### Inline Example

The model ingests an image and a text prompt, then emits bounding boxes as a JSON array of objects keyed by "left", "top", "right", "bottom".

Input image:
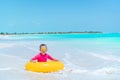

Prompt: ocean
[{"left": 0, "top": 33, "right": 120, "bottom": 80}]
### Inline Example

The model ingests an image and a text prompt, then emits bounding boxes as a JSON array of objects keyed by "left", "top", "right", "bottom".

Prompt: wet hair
[{"left": 39, "top": 44, "right": 47, "bottom": 50}]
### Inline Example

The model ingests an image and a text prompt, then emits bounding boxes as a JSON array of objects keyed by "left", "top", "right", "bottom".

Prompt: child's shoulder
[{"left": 45, "top": 53, "right": 51, "bottom": 56}]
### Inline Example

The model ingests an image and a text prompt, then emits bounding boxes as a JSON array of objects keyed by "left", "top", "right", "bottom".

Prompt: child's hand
[
  {"left": 53, "top": 59, "right": 59, "bottom": 61},
  {"left": 30, "top": 60, "right": 37, "bottom": 63}
]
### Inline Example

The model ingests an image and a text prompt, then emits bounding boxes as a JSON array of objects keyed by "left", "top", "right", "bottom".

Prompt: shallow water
[{"left": 0, "top": 33, "right": 120, "bottom": 80}]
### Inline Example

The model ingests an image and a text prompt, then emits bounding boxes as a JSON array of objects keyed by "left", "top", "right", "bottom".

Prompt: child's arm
[
  {"left": 47, "top": 54, "right": 59, "bottom": 61},
  {"left": 53, "top": 59, "right": 59, "bottom": 61},
  {"left": 30, "top": 54, "right": 38, "bottom": 62}
]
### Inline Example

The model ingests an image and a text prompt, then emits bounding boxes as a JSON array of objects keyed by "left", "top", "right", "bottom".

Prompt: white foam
[
  {"left": 92, "top": 67, "right": 120, "bottom": 75},
  {"left": 22, "top": 44, "right": 38, "bottom": 52},
  {"left": 62, "top": 67, "right": 120, "bottom": 75},
  {"left": 0, "top": 43, "right": 15, "bottom": 48},
  {"left": 0, "top": 53, "right": 27, "bottom": 61},
  {"left": 90, "top": 53, "right": 120, "bottom": 62},
  {"left": 63, "top": 53, "right": 81, "bottom": 69},
  {"left": 0, "top": 67, "right": 12, "bottom": 71}
]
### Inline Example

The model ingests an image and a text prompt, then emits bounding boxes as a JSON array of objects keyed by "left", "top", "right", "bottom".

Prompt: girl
[{"left": 30, "top": 44, "right": 58, "bottom": 62}]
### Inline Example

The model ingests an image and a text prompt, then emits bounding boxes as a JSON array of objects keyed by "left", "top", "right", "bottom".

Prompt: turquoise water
[
  {"left": 0, "top": 33, "right": 120, "bottom": 80},
  {"left": 1, "top": 33, "right": 120, "bottom": 40}
]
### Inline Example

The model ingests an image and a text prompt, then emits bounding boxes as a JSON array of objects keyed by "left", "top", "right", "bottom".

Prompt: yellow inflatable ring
[{"left": 25, "top": 61, "right": 64, "bottom": 73}]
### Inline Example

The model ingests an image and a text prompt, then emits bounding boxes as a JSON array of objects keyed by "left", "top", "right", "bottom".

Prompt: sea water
[{"left": 0, "top": 33, "right": 120, "bottom": 80}]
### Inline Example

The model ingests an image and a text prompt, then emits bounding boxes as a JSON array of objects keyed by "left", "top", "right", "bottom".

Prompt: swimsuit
[{"left": 31, "top": 53, "right": 54, "bottom": 62}]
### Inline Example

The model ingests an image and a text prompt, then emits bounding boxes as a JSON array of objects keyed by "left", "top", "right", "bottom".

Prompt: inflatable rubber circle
[{"left": 25, "top": 61, "right": 64, "bottom": 73}]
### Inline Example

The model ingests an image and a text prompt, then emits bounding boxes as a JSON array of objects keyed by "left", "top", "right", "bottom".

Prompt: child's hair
[{"left": 40, "top": 44, "right": 47, "bottom": 50}]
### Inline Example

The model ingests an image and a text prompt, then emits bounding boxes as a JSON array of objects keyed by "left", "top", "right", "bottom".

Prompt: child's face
[{"left": 40, "top": 46, "right": 47, "bottom": 53}]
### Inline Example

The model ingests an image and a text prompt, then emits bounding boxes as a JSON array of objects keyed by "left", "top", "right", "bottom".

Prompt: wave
[
  {"left": 0, "top": 43, "right": 15, "bottom": 48},
  {"left": 0, "top": 35, "right": 41, "bottom": 40},
  {"left": 63, "top": 67, "right": 120, "bottom": 75},
  {"left": 92, "top": 67, "right": 120, "bottom": 75},
  {"left": 22, "top": 44, "right": 38, "bottom": 52},
  {"left": 90, "top": 53, "right": 120, "bottom": 62},
  {"left": 60, "top": 53, "right": 120, "bottom": 75},
  {"left": 0, "top": 53, "right": 27, "bottom": 70},
  {"left": 0, "top": 53, "right": 27, "bottom": 61},
  {"left": 63, "top": 53, "right": 82, "bottom": 69},
  {"left": 0, "top": 67, "right": 12, "bottom": 71}
]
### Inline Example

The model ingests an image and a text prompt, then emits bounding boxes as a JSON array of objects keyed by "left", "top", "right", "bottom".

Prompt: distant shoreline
[{"left": 0, "top": 31, "right": 102, "bottom": 35}]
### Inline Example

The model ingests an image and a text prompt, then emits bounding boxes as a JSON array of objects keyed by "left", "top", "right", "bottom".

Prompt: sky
[{"left": 0, "top": 0, "right": 120, "bottom": 33}]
